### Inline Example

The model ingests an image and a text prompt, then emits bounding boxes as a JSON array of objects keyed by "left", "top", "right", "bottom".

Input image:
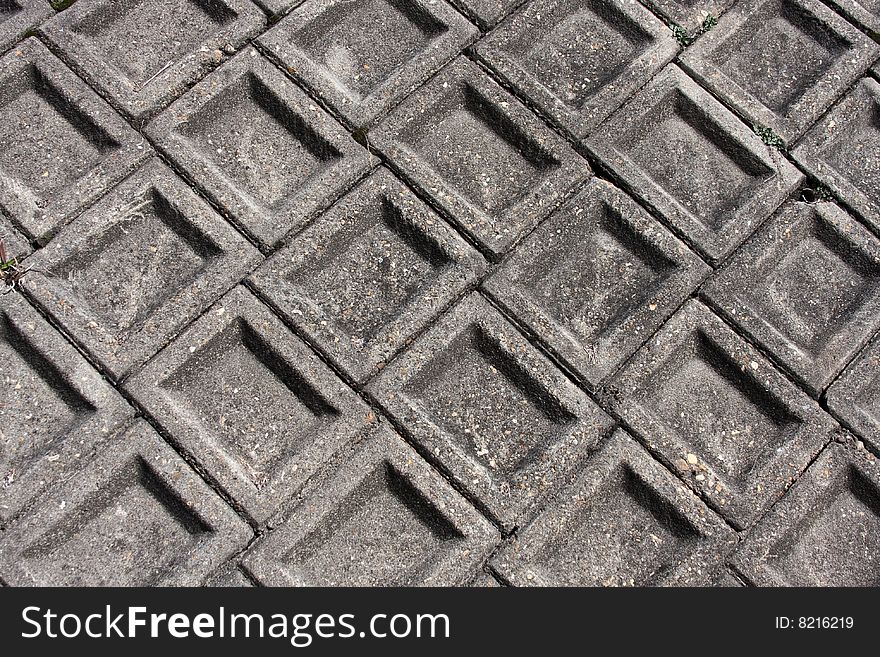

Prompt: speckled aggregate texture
[{"left": 0, "top": 0, "right": 878, "bottom": 588}]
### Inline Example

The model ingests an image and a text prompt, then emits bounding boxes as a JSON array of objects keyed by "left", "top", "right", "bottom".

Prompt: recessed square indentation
[
  {"left": 826, "top": 336, "right": 880, "bottom": 454},
  {"left": 242, "top": 426, "right": 498, "bottom": 586},
  {"left": 704, "top": 201, "right": 880, "bottom": 395},
  {"left": 126, "top": 286, "right": 373, "bottom": 525},
  {"left": 372, "top": 58, "right": 590, "bottom": 258},
  {"left": 605, "top": 300, "right": 833, "bottom": 529},
  {"left": 250, "top": 168, "right": 485, "bottom": 383},
  {"left": 369, "top": 292, "right": 613, "bottom": 529},
  {"left": 492, "top": 430, "right": 736, "bottom": 586}
]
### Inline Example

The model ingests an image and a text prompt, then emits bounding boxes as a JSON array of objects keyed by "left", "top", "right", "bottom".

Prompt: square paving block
[
  {"left": 40, "top": 0, "right": 265, "bottom": 123},
  {"left": 259, "top": 0, "right": 478, "bottom": 129},
  {"left": 0, "top": 38, "right": 151, "bottom": 243},
  {"left": 640, "top": 0, "right": 736, "bottom": 34},
  {"left": 680, "top": 0, "right": 879, "bottom": 144},
  {"left": 368, "top": 292, "right": 614, "bottom": 529},
  {"left": 242, "top": 425, "right": 498, "bottom": 586},
  {"left": 703, "top": 201, "right": 880, "bottom": 396},
  {"left": 0, "top": 0, "right": 52, "bottom": 53},
  {"left": 1, "top": 212, "right": 31, "bottom": 263},
  {"left": 603, "top": 300, "right": 835, "bottom": 529},
  {"left": 146, "top": 48, "right": 371, "bottom": 249},
  {"left": 826, "top": 336, "right": 880, "bottom": 454},
  {"left": 733, "top": 443, "right": 880, "bottom": 586},
  {"left": 24, "top": 158, "right": 263, "bottom": 381},
  {"left": 0, "top": 419, "right": 253, "bottom": 586},
  {"left": 250, "top": 167, "right": 486, "bottom": 384},
  {"left": 484, "top": 178, "right": 709, "bottom": 391},
  {"left": 492, "top": 429, "right": 736, "bottom": 586},
  {"left": 473, "top": 0, "right": 679, "bottom": 139},
  {"left": 585, "top": 65, "right": 802, "bottom": 265},
  {"left": 126, "top": 285, "right": 375, "bottom": 526},
  {"left": 0, "top": 292, "right": 133, "bottom": 527},
  {"left": 792, "top": 78, "right": 880, "bottom": 235},
  {"left": 371, "top": 57, "right": 591, "bottom": 259},
  {"left": 821, "top": 0, "right": 880, "bottom": 34},
  {"left": 450, "top": 0, "right": 521, "bottom": 29}
]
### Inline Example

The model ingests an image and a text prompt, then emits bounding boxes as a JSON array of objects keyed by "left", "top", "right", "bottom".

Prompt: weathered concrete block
[
  {"left": 732, "top": 443, "right": 880, "bottom": 586},
  {"left": 792, "top": 78, "right": 880, "bottom": 235},
  {"left": 450, "top": 0, "right": 521, "bottom": 29},
  {"left": 259, "top": 0, "right": 477, "bottom": 128},
  {"left": 822, "top": 0, "right": 880, "bottom": 34},
  {"left": 24, "top": 158, "right": 263, "bottom": 381},
  {"left": 0, "top": 38, "right": 151, "bottom": 243},
  {"left": 473, "top": 0, "right": 679, "bottom": 139},
  {"left": 0, "top": 212, "right": 31, "bottom": 262},
  {"left": 711, "top": 568, "right": 745, "bottom": 587},
  {"left": 484, "top": 178, "right": 709, "bottom": 391},
  {"left": 470, "top": 570, "right": 502, "bottom": 586},
  {"left": 147, "top": 48, "right": 371, "bottom": 249},
  {"left": 603, "top": 300, "right": 835, "bottom": 529},
  {"left": 0, "top": 419, "right": 252, "bottom": 586},
  {"left": 242, "top": 425, "right": 499, "bottom": 586},
  {"left": 641, "top": 0, "right": 736, "bottom": 35},
  {"left": 585, "top": 65, "right": 802, "bottom": 265},
  {"left": 372, "top": 57, "right": 591, "bottom": 259},
  {"left": 0, "top": 292, "right": 133, "bottom": 527},
  {"left": 826, "top": 336, "right": 880, "bottom": 454},
  {"left": 368, "top": 292, "right": 613, "bottom": 529},
  {"left": 250, "top": 167, "right": 486, "bottom": 384},
  {"left": 126, "top": 285, "right": 375, "bottom": 526},
  {"left": 492, "top": 429, "right": 736, "bottom": 586},
  {"left": 205, "top": 562, "right": 254, "bottom": 586},
  {"left": 680, "top": 0, "right": 879, "bottom": 143},
  {"left": 40, "top": 0, "right": 265, "bottom": 123},
  {"left": 703, "top": 201, "right": 880, "bottom": 396},
  {"left": 0, "top": 0, "right": 52, "bottom": 53}
]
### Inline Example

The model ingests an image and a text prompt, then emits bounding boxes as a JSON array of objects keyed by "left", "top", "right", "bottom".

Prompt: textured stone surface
[
  {"left": 821, "top": 0, "right": 880, "bottom": 35},
  {"left": 243, "top": 425, "right": 499, "bottom": 586},
  {"left": 147, "top": 47, "right": 371, "bottom": 249},
  {"left": 474, "top": 0, "right": 679, "bottom": 139},
  {"left": 0, "top": 0, "right": 52, "bottom": 53},
  {"left": 369, "top": 292, "right": 613, "bottom": 529},
  {"left": 24, "top": 158, "right": 262, "bottom": 380},
  {"left": 372, "top": 57, "right": 591, "bottom": 259},
  {"left": 484, "top": 177, "right": 708, "bottom": 390},
  {"left": 585, "top": 65, "right": 802, "bottom": 265},
  {"left": 450, "top": 0, "right": 522, "bottom": 29},
  {"left": 704, "top": 200, "right": 880, "bottom": 396},
  {"left": 259, "top": 0, "right": 477, "bottom": 128},
  {"left": 492, "top": 429, "right": 736, "bottom": 586},
  {"left": 0, "top": 292, "right": 134, "bottom": 527},
  {"left": 826, "top": 336, "right": 880, "bottom": 454},
  {"left": 603, "top": 300, "right": 835, "bottom": 529},
  {"left": 733, "top": 443, "right": 880, "bottom": 586},
  {"left": 126, "top": 285, "right": 375, "bottom": 526},
  {"left": 0, "top": 419, "right": 252, "bottom": 586},
  {"left": 641, "top": 0, "right": 736, "bottom": 34},
  {"left": 680, "top": 0, "right": 879, "bottom": 143},
  {"left": 0, "top": 38, "right": 151, "bottom": 243},
  {"left": 250, "top": 167, "right": 486, "bottom": 384}
]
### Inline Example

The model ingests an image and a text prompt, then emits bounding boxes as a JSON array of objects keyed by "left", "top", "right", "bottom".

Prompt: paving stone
[
  {"left": 585, "top": 65, "right": 802, "bottom": 265},
  {"left": 146, "top": 47, "right": 371, "bottom": 249},
  {"left": 40, "top": 0, "right": 265, "bottom": 123},
  {"left": 0, "top": 419, "right": 253, "bottom": 586},
  {"left": 206, "top": 562, "right": 254, "bottom": 586},
  {"left": 242, "top": 424, "right": 499, "bottom": 586},
  {"left": 0, "top": 292, "right": 134, "bottom": 527},
  {"left": 821, "top": 0, "right": 880, "bottom": 34},
  {"left": 250, "top": 167, "right": 486, "bottom": 384},
  {"left": 258, "top": 0, "right": 477, "bottom": 129},
  {"left": 23, "top": 158, "right": 263, "bottom": 381},
  {"left": 492, "top": 429, "right": 736, "bottom": 586},
  {"left": 450, "top": 0, "right": 521, "bottom": 29},
  {"left": 679, "top": 0, "right": 880, "bottom": 144},
  {"left": 473, "top": 0, "right": 679, "bottom": 139},
  {"left": 640, "top": 0, "right": 736, "bottom": 34},
  {"left": 703, "top": 200, "right": 880, "bottom": 396},
  {"left": 0, "top": 0, "right": 52, "bottom": 53},
  {"left": 470, "top": 569, "right": 503, "bottom": 586},
  {"left": 603, "top": 299, "right": 835, "bottom": 529},
  {"left": 792, "top": 78, "right": 880, "bottom": 235},
  {"left": 0, "top": 38, "right": 151, "bottom": 243},
  {"left": 251, "top": 0, "right": 302, "bottom": 19},
  {"left": 484, "top": 178, "right": 709, "bottom": 391},
  {"left": 826, "top": 335, "right": 880, "bottom": 454},
  {"left": 0, "top": 212, "right": 31, "bottom": 262},
  {"left": 732, "top": 443, "right": 880, "bottom": 586},
  {"left": 368, "top": 292, "right": 614, "bottom": 529},
  {"left": 371, "top": 57, "right": 591, "bottom": 259},
  {"left": 126, "top": 285, "right": 375, "bottom": 526},
  {"left": 711, "top": 568, "right": 745, "bottom": 587}
]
